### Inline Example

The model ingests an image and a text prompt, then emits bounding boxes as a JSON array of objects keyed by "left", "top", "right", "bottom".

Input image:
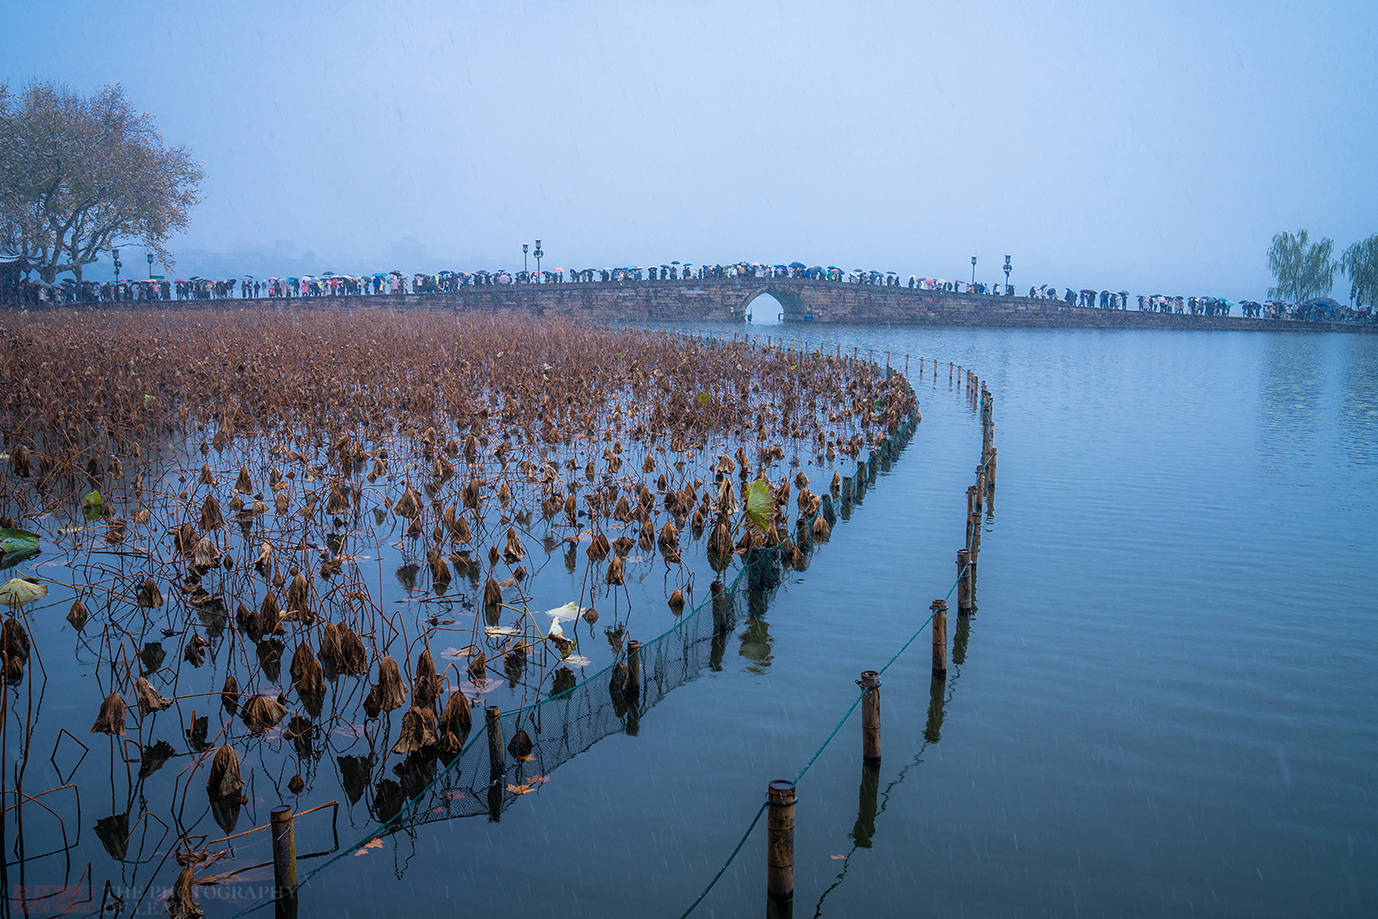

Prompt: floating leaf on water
[
  {"left": 353, "top": 838, "right": 384, "bottom": 857},
  {"left": 696, "top": 391, "right": 712, "bottom": 405},
  {"left": 0, "top": 528, "right": 39, "bottom": 555},
  {"left": 81, "top": 490, "right": 103, "bottom": 522},
  {"left": 0, "top": 576, "right": 47, "bottom": 608},
  {"left": 744, "top": 479, "right": 773, "bottom": 532},
  {"left": 506, "top": 783, "right": 535, "bottom": 795},
  {"left": 562, "top": 654, "right": 593, "bottom": 668},
  {"left": 544, "top": 601, "right": 584, "bottom": 622},
  {"left": 440, "top": 646, "right": 473, "bottom": 660},
  {"left": 483, "top": 625, "right": 521, "bottom": 637}
]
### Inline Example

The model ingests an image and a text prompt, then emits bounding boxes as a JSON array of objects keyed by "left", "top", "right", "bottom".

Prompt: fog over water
[{"left": 3, "top": 0, "right": 1376, "bottom": 297}]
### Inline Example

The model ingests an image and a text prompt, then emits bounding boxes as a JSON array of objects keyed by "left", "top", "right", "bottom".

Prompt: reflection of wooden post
[
  {"left": 859, "top": 670, "right": 881, "bottom": 764},
  {"left": 767, "top": 780, "right": 797, "bottom": 902},
  {"left": 270, "top": 806, "right": 297, "bottom": 895},
  {"left": 485, "top": 705, "right": 504, "bottom": 784},
  {"left": 626, "top": 640, "right": 642, "bottom": 699},
  {"left": 711, "top": 581, "right": 727, "bottom": 634},
  {"left": 987, "top": 447, "right": 997, "bottom": 493},
  {"left": 930, "top": 600, "right": 948, "bottom": 676}
]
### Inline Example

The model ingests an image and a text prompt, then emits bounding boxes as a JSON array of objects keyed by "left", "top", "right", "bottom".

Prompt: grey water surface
[{"left": 282, "top": 324, "right": 1376, "bottom": 919}]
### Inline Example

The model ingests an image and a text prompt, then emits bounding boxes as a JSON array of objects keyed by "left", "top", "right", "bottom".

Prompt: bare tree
[{"left": 0, "top": 81, "right": 203, "bottom": 283}]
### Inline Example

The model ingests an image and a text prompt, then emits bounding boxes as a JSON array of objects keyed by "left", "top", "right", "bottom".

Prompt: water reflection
[
  {"left": 1339, "top": 337, "right": 1378, "bottom": 467},
  {"left": 1258, "top": 336, "right": 1326, "bottom": 478}
]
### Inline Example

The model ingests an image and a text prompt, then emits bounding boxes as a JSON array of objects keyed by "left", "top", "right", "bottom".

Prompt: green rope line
[{"left": 675, "top": 801, "right": 770, "bottom": 919}]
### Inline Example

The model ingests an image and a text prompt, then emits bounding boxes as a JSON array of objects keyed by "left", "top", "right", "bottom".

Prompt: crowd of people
[{"left": 2, "top": 257, "right": 1372, "bottom": 324}]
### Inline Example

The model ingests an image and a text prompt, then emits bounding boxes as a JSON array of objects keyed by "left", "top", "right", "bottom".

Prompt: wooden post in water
[
  {"left": 858, "top": 670, "right": 881, "bottom": 764},
  {"left": 767, "top": 779, "right": 797, "bottom": 902},
  {"left": 626, "top": 639, "right": 642, "bottom": 699},
  {"left": 974, "top": 466, "right": 985, "bottom": 511},
  {"left": 930, "top": 600, "right": 948, "bottom": 676},
  {"left": 957, "top": 549, "right": 973, "bottom": 614},
  {"left": 486, "top": 705, "right": 504, "bottom": 784},
  {"left": 270, "top": 806, "right": 297, "bottom": 896},
  {"left": 987, "top": 447, "right": 997, "bottom": 492}
]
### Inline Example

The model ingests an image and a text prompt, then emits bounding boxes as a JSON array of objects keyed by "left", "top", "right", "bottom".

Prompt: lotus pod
[
  {"left": 192, "top": 537, "right": 220, "bottom": 569},
  {"left": 391, "top": 706, "right": 439, "bottom": 754},
  {"left": 497, "top": 479, "right": 511, "bottom": 505},
  {"left": 286, "top": 570, "right": 310, "bottom": 615},
  {"left": 439, "top": 691, "right": 472, "bottom": 747},
  {"left": 133, "top": 676, "right": 173, "bottom": 716},
  {"left": 240, "top": 694, "right": 287, "bottom": 733},
  {"left": 604, "top": 555, "right": 625, "bottom": 587},
  {"left": 668, "top": 588, "right": 686, "bottom": 615},
  {"left": 136, "top": 577, "right": 163, "bottom": 609},
  {"left": 253, "top": 542, "right": 273, "bottom": 577},
  {"left": 200, "top": 495, "right": 224, "bottom": 531},
  {"left": 67, "top": 598, "right": 89, "bottom": 630},
  {"left": 274, "top": 489, "right": 290, "bottom": 514},
  {"left": 483, "top": 576, "right": 502, "bottom": 610},
  {"left": 564, "top": 493, "right": 578, "bottom": 526},
  {"left": 221, "top": 674, "right": 239, "bottom": 713},
  {"left": 612, "top": 495, "right": 634, "bottom": 522},
  {"left": 206, "top": 744, "right": 243, "bottom": 798},
  {"left": 638, "top": 518, "right": 655, "bottom": 551},
  {"left": 502, "top": 527, "right": 524, "bottom": 565},
  {"left": 234, "top": 466, "right": 253, "bottom": 495},
  {"left": 91, "top": 692, "right": 127, "bottom": 735},
  {"left": 707, "top": 518, "right": 733, "bottom": 559}
]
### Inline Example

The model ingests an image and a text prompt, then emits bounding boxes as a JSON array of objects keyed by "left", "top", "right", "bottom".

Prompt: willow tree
[
  {"left": 0, "top": 81, "right": 202, "bottom": 283},
  {"left": 1340, "top": 234, "right": 1378, "bottom": 309},
  {"left": 1266, "top": 229, "right": 1335, "bottom": 306}
]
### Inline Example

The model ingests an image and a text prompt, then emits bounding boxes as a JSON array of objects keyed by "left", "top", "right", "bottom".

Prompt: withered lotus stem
[{"left": 206, "top": 744, "right": 244, "bottom": 798}]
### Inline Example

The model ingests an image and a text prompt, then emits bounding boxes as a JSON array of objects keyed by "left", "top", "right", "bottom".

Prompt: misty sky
[{"left": 3, "top": 0, "right": 1376, "bottom": 299}]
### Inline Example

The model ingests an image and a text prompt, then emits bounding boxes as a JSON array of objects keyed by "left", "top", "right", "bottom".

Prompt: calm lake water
[
  {"left": 11, "top": 323, "right": 1378, "bottom": 918},
  {"left": 275, "top": 323, "right": 1374, "bottom": 918}
]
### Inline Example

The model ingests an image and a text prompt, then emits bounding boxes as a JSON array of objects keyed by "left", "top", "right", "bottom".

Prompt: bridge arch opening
[
  {"left": 741, "top": 286, "right": 808, "bottom": 323},
  {"left": 744, "top": 293, "right": 784, "bottom": 325}
]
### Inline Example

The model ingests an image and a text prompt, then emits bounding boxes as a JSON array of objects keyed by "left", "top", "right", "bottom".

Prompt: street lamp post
[
  {"left": 112, "top": 248, "right": 122, "bottom": 285},
  {"left": 522, "top": 243, "right": 528, "bottom": 276},
  {"left": 147, "top": 252, "right": 154, "bottom": 279},
  {"left": 533, "top": 239, "right": 543, "bottom": 280},
  {"left": 1003, "top": 255, "right": 1012, "bottom": 291},
  {"left": 971, "top": 256, "right": 977, "bottom": 286}
]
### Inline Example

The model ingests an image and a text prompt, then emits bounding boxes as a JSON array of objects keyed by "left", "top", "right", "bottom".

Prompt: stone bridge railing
[{"left": 88, "top": 277, "right": 1376, "bottom": 332}]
